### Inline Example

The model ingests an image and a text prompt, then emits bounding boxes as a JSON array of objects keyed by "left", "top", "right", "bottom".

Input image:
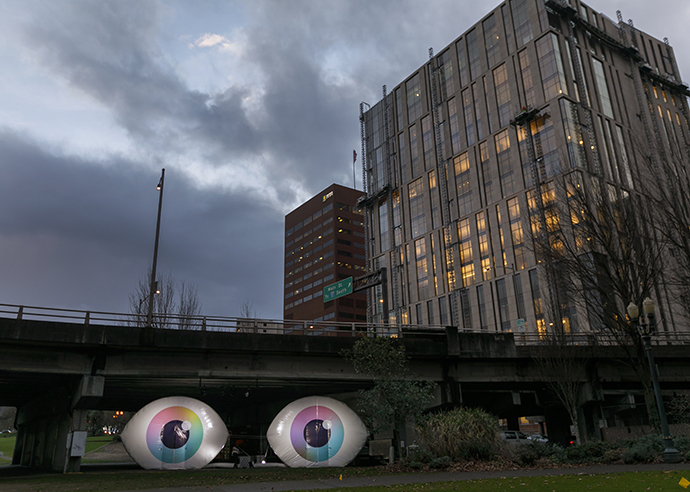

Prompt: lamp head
[
  {"left": 642, "top": 297, "right": 655, "bottom": 315},
  {"left": 626, "top": 302, "right": 639, "bottom": 320}
]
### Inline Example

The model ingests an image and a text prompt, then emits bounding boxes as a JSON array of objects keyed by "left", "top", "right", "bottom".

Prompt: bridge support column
[{"left": 13, "top": 375, "right": 103, "bottom": 472}]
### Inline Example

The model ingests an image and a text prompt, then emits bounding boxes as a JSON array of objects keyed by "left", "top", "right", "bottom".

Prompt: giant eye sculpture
[
  {"left": 120, "top": 396, "right": 228, "bottom": 470},
  {"left": 267, "top": 396, "right": 367, "bottom": 467}
]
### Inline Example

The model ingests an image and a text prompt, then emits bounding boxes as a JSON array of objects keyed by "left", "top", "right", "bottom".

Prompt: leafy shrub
[
  {"left": 622, "top": 443, "right": 657, "bottom": 464},
  {"left": 407, "top": 446, "right": 435, "bottom": 464},
  {"left": 429, "top": 456, "right": 452, "bottom": 469},
  {"left": 672, "top": 435, "right": 690, "bottom": 455},
  {"left": 416, "top": 407, "right": 500, "bottom": 461},
  {"left": 602, "top": 448, "right": 622, "bottom": 463},
  {"left": 514, "top": 444, "right": 540, "bottom": 466},
  {"left": 408, "top": 461, "right": 424, "bottom": 469}
]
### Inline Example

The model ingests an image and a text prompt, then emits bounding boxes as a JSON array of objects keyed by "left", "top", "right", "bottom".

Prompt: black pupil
[
  {"left": 304, "top": 419, "right": 330, "bottom": 448},
  {"left": 160, "top": 420, "right": 189, "bottom": 449}
]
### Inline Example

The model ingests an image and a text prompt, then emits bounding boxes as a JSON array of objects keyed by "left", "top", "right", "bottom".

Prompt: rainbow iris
[
  {"left": 290, "top": 405, "right": 344, "bottom": 462},
  {"left": 146, "top": 406, "right": 203, "bottom": 463}
]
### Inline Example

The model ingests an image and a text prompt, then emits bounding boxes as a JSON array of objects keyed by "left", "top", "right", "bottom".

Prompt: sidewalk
[{"left": 118, "top": 462, "right": 690, "bottom": 492}]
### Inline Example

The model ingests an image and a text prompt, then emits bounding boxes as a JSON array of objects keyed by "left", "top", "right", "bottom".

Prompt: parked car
[
  {"left": 527, "top": 434, "right": 549, "bottom": 444},
  {"left": 500, "top": 430, "right": 530, "bottom": 445}
]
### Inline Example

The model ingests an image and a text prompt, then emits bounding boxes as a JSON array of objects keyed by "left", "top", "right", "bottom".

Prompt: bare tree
[
  {"left": 532, "top": 331, "right": 593, "bottom": 444},
  {"left": 177, "top": 280, "right": 202, "bottom": 330},
  {"left": 529, "top": 171, "right": 666, "bottom": 430},
  {"left": 129, "top": 269, "right": 202, "bottom": 329},
  {"left": 239, "top": 299, "right": 256, "bottom": 319}
]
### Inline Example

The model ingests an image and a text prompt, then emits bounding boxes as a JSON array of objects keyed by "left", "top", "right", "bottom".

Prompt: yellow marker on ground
[{"left": 679, "top": 477, "right": 690, "bottom": 488}]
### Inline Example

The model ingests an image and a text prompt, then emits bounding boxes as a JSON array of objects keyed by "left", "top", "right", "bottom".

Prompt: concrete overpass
[{"left": 1, "top": 304, "right": 690, "bottom": 472}]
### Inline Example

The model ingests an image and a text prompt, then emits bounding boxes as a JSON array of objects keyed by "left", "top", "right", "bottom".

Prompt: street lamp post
[
  {"left": 146, "top": 169, "right": 165, "bottom": 328},
  {"left": 626, "top": 297, "right": 681, "bottom": 463}
]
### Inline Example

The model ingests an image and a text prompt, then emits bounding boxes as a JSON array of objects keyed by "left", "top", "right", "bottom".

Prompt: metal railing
[
  {"left": 2, "top": 303, "right": 689, "bottom": 345},
  {"left": 0, "top": 303, "right": 447, "bottom": 338}
]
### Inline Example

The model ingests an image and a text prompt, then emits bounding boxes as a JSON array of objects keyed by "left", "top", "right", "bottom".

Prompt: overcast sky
[{"left": 1, "top": 0, "right": 688, "bottom": 320}]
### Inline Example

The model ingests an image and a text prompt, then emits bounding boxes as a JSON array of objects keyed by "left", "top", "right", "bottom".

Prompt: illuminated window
[
  {"left": 507, "top": 197, "right": 526, "bottom": 270},
  {"left": 415, "top": 238, "right": 429, "bottom": 300},
  {"left": 458, "top": 218, "right": 475, "bottom": 286},
  {"left": 454, "top": 152, "right": 473, "bottom": 217}
]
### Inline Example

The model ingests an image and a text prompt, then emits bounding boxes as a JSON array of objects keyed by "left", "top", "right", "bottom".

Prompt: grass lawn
[
  {"left": 0, "top": 435, "right": 15, "bottom": 459},
  {"left": 0, "top": 466, "right": 688, "bottom": 492},
  {"left": 84, "top": 436, "right": 114, "bottom": 454},
  {"left": 0, "top": 435, "right": 113, "bottom": 462}
]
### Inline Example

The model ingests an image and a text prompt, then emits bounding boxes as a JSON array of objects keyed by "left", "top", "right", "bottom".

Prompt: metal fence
[
  {"left": 0, "top": 303, "right": 445, "bottom": 338},
  {"left": 2, "top": 303, "right": 689, "bottom": 345}
]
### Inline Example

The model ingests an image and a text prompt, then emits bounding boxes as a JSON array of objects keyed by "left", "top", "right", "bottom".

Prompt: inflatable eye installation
[
  {"left": 267, "top": 396, "right": 367, "bottom": 468},
  {"left": 120, "top": 396, "right": 228, "bottom": 470}
]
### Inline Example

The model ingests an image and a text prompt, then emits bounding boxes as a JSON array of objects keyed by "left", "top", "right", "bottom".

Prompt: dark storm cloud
[{"left": 0, "top": 129, "right": 283, "bottom": 317}]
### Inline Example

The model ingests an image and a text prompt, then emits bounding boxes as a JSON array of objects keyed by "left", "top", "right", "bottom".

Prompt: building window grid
[
  {"left": 472, "top": 83, "right": 484, "bottom": 141},
  {"left": 410, "top": 124, "right": 421, "bottom": 178},
  {"left": 378, "top": 199, "right": 389, "bottom": 253},
  {"left": 458, "top": 218, "right": 475, "bottom": 287},
  {"left": 518, "top": 49, "right": 536, "bottom": 108},
  {"left": 429, "top": 169, "right": 441, "bottom": 230},
  {"left": 462, "top": 88, "right": 476, "bottom": 146},
  {"left": 476, "top": 211, "right": 492, "bottom": 281},
  {"left": 560, "top": 99, "right": 586, "bottom": 170},
  {"left": 392, "top": 191, "right": 403, "bottom": 246},
  {"left": 439, "top": 296, "right": 449, "bottom": 325},
  {"left": 438, "top": 50, "right": 456, "bottom": 97},
  {"left": 507, "top": 197, "right": 526, "bottom": 270},
  {"left": 457, "top": 39, "right": 469, "bottom": 87},
  {"left": 484, "top": 14, "right": 501, "bottom": 68},
  {"left": 536, "top": 33, "right": 569, "bottom": 101},
  {"left": 592, "top": 58, "right": 614, "bottom": 118},
  {"left": 529, "top": 269, "right": 545, "bottom": 335},
  {"left": 467, "top": 29, "right": 481, "bottom": 80},
  {"left": 430, "top": 232, "right": 440, "bottom": 296},
  {"left": 493, "top": 64, "right": 512, "bottom": 128},
  {"left": 408, "top": 178, "right": 427, "bottom": 239},
  {"left": 495, "top": 129, "right": 515, "bottom": 197},
  {"left": 496, "top": 278, "right": 511, "bottom": 331},
  {"left": 496, "top": 205, "right": 508, "bottom": 270},
  {"left": 502, "top": 5, "right": 515, "bottom": 55},
  {"left": 513, "top": 273, "right": 526, "bottom": 320},
  {"left": 483, "top": 76, "right": 495, "bottom": 135},
  {"left": 454, "top": 152, "right": 473, "bottom": 218},
  {"left": 422, "top": 115, "right": 435, "bottom": 170},
  {"left": 477, "top": 284, "right": 488, "bottom": 330},
  {"left": 480, "top": 141, "right": 496, "bottom": 205},
  {"left": 406, "top": 73, "right": 423, "bottom": 122},
  {"left": 448, "top": 98, "right": 461, "bottom": 155},
  {"left": 511, "top": 0, "right": 533, "bottom": 48}
]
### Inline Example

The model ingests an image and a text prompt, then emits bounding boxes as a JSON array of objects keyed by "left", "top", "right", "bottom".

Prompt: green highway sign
[{"left": 324, "top": 277, "right": 353, "bottom": 302}]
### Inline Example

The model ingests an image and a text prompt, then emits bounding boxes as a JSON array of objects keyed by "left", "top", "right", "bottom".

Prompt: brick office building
[{"left": 283, "top": 184, "right": 367, "bottom": 324}]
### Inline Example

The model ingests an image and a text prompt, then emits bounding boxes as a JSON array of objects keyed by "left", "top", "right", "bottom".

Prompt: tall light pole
[
  {"left": 626, "top": 297, "right": 681, "bottom": 463},
  {"left": 146, "top": 168, "right": 165, "bottom": 328}
]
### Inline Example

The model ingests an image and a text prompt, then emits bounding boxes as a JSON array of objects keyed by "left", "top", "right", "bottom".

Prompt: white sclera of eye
[
  {"left": 267, "top": 396, "right": 367, "bottom": 468},
  {"left": 120, "top": 396, "right": 228, "bottom": 470}
]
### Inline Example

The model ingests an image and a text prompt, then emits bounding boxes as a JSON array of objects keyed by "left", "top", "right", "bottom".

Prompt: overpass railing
[
  {"left": 2, "top": 303, "right": 690, "bottom": 345},
  {"left": 0, "top": 303, "right": 447, "bottom": 338}
]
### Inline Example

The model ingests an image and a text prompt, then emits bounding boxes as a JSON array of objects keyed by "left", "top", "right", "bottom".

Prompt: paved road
[{"left": 117, "top": 462, "right": 690, "bottom": 492}]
